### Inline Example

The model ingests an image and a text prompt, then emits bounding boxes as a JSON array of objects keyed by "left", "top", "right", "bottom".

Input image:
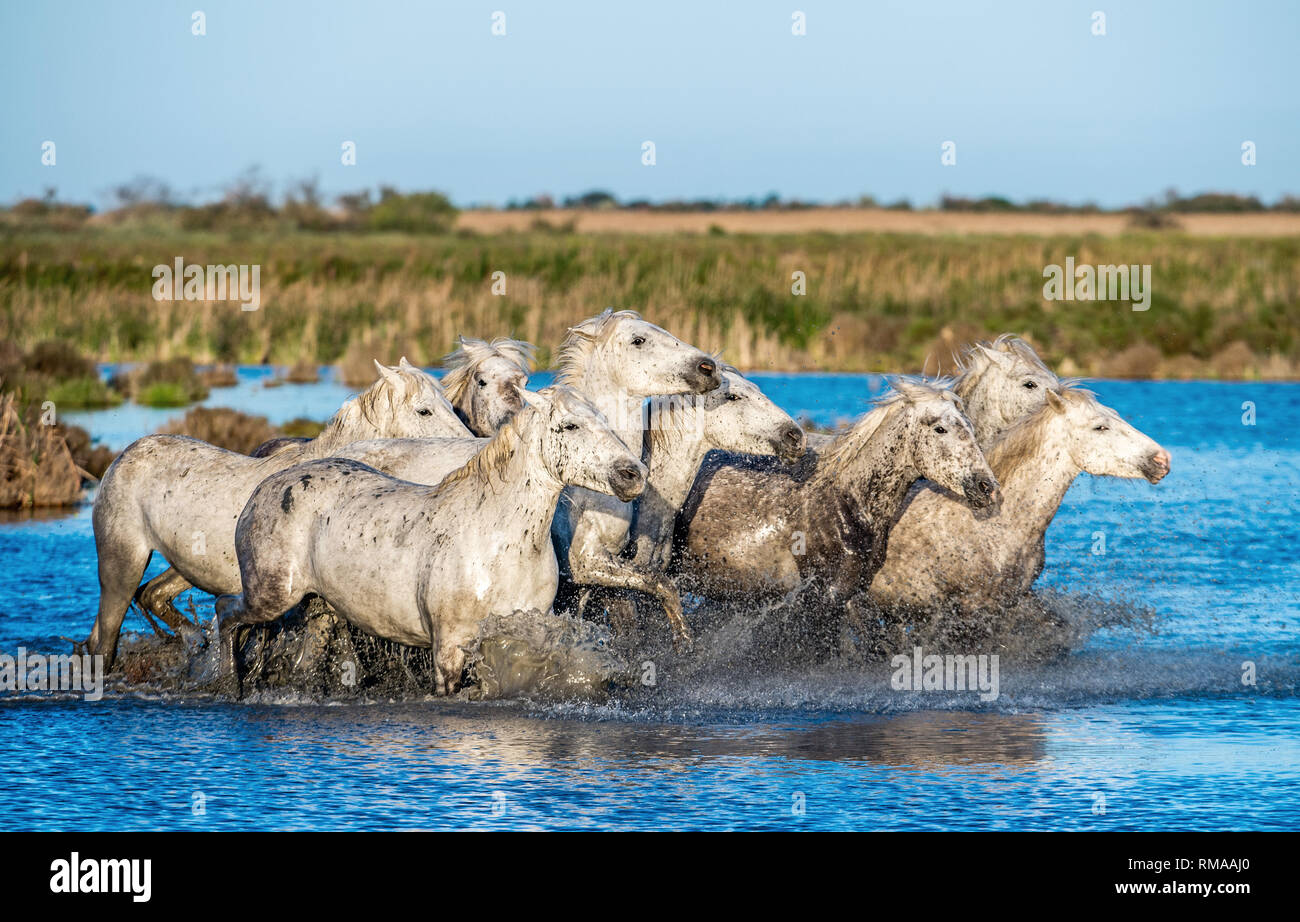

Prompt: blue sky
[{"left": 3, "top": 0, "right": 1297, "bottom": 209}]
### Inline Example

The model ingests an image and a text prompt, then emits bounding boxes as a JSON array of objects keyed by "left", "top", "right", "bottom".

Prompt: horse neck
[
  {"left": 817, "top": 413, "right": 918, "bottom": 541},
  {"left": 992, "top": 417, "right": 1081, "bottom": 537},
  {"left": 571, "top": 364, "right": 643, "bottom": 450},
  {"left": 645, "top": 412, "right": 712, "bottom": 510},
  {"left": 959, "top": 370, "right": 1012, "bottom": 451},
  {"left": 443, "top": 426, "right": 567, "bottom": 555},
  {"left": 304, "top": 408, "right": 367, "bottom": 457},
  {"left": 632, "top": 417, "right": 712, "bottom": 557}
]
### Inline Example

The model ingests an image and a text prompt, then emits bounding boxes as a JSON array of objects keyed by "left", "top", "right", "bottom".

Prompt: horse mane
[
  {"left": 986, "top": 383, "right": 1097, "bottom": 475},
  {"left": 815, "top": 377, "right": 960, "bottom": 480},
  {"left": 435, "top": 385, "right": 591, "bottom": 491},
  {"left": 555, "top": 308, "right": 642, "bottom": 386},
  {"left": 645, "top": 356, "right": 730, "bottom": 455},
  {"left": 436, "top": 416, "right": 524, "bottom": 492},
  {"left": 441, "top": 336, "right": 535, "bottom": 404},
  {"left": 953, "top": 334, "right": 1060, "bottom": 401}
]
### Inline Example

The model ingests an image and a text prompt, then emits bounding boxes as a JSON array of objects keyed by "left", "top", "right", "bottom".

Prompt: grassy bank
[{"left": 1, "top": 228, "right": 1296, "bottom": 377}]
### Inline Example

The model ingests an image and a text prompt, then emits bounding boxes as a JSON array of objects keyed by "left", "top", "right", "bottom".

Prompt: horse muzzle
[
  {"left": 962, "top": 473, "right": 1002, "bottom": 511},
  {"left": 683, "top": 355, "right": 722, "bottom": 394},
  {"left": 1142, "top": 448, "right": 1171, "bottom": 483},
  {"left": 608, "top": 461, "right": 647, "bottom": 502},
  {"left": 773, "top": 424, "right": 807, "bottom": 463}
]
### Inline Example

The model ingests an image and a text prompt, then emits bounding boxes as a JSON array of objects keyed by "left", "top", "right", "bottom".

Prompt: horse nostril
[
  {"left": 616, "top": 466, "right": 640, "bottom": 483},
  {"left": 698, "top": 359, "right": 716, "bottom": 377},
  {"left": 783, "top": 426, "right": 803, "bottom": 446},
  {"left": 978, "top": 477, "right": 995, "bottom": 495}
]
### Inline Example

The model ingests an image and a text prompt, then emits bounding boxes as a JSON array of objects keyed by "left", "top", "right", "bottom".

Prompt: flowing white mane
[
  {"left": 555, "top": 309, "right": 642, "bottom": 386},
  {"left": 817, "top": 376, "right": 960, "bottom": 478},
  {"left": 441, "top": 336, "right": 535, "bottom": 404}
]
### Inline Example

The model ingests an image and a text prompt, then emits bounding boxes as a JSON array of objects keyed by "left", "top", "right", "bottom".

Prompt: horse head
[
  {"left": 1042, "top": 388, "right": 1171, "bottom": 483},
  {"left": 523, "top": 385, "right": 647, "bottom": 502},
  {"left": 323, "top": 359, "right": 469, "bottom": 446},
  {"left": 442, "top": 336, "right": 535, "bottom": 436},
  {"left": 891, "top": 377, "right": 1001, "bottom": 511},
  {"left": 954, "top": 335, "right": 1063, "bottom": 448},
  {"left": 557, "top": 309, "right": 721, "bottom": 402},
  {"left": 697, "top": 366, "right": 805, "bottom": 463}
]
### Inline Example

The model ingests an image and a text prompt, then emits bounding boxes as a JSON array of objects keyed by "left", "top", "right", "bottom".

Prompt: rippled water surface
[{"left": 2, "top": 369, "right": 1297, "bottom": 830}]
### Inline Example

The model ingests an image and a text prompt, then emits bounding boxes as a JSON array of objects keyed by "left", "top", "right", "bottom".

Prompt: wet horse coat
[{"left": 215, "top": 387, "right": 647, "bottom": 694}]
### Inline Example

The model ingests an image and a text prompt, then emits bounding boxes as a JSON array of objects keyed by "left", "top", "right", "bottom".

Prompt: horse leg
[
  {"left": 605, "top": 595, "right": 639, "bottom": 643},
  {"left": 578, "top": 587, "right": 637, "bottom": 640},
  {"left": 85, "top": 523, "right": 152, "bottom": 672},
  {"left": 570, "top": 552, "right": 692, "bottom": 652},
  {"left": 434, "top": 630, "right": 473, "bottom": 696},
  {"left": 214, "top": 575, "right": 302, "bottom": 690},
  {"left": 136, "top": 567, "right": 195, "bottom": 632}
]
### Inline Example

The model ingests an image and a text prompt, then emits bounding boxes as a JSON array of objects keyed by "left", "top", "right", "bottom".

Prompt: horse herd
[{"left": 82, "top": 310, "right": 1171, "bottom": 694}]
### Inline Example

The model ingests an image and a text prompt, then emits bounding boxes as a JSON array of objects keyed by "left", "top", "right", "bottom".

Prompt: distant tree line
[{"left": 3, "top": 171, "right": 1298, "bottom": 233}]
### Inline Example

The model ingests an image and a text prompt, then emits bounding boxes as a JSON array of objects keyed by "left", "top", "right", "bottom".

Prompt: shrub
[
  {"left": 0, "top": 394, "right": 83, "bottom": 508},
  {"left": 128, "top": 358, "right": 209, "bottom": 406},
  {"left": 160, "top": 407, "right": 279, "bottom": 454},
  {"left": 365, "top": 187, "right": 458, "bottom": 234}
]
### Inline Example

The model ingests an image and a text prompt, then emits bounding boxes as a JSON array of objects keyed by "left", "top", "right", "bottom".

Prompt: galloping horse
[
  {"left": 215, "top": 386, "right": 647, "bottom": 695},
  {"left": 85, "top": 361, "right": 466, "bottom": 667}
]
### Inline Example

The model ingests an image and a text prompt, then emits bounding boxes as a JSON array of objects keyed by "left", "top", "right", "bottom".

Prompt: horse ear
[
  {"left": 978, "top": 344, "right": 1014, "bottom": 370},
  {"left": 885, "top": 376, "right": 924, "bottom": 401},
  {"left": 1045, "top": 388, "right": 1067, "bottom": 413},
  {"left": 398, "top": 356, "right": 417, "bottom": 371},
  {"left": 519, "top": 387, "right": 552, "bottom": 414},
  {"left": 373, "top": 360, "right": 403, "bottom": 390}
]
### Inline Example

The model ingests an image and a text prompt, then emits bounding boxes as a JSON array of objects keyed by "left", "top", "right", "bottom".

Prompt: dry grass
[
  {"left": 458, "top": 208, "right": 1300, "bottom": 238},
  {"left": 197, "top": 364, "right": 239, "bottom": 388},
  {"left": 3, "top": 227, "right": 1297, "bottom": 379},
  {"left": 283, "top": 359, "right": 320, "bottom": 383},
  {"left": 0, "top": 393, "right": 83, "bottom": 508}
]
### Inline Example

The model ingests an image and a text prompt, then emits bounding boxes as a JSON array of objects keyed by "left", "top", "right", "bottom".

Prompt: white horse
[
  {"left": 440, "top": 336, "right": 535, "bottom": 436},
  {"left": 316, "top": 367, "right": 806, "bottom": 645},
  {"left": 85, "top": 361, "right": 468, "bottom": 667},
  {"left": 309, "top": 310, "right": 726, "bottom": 648},
  {"left": 249, "top": 356, "right": 469, "bottom": 457},
  {"left": 548, "top": 310, "right": 729, "bottom": 650},
  {"left": 628, "top": 366, "right": 806, "bottom": 573},
  {"left": 214, "top": 386, "right": 647, "bottom": 695},
  {"left": 870, "top": 384, "right": 1170, "bottom": 611}
]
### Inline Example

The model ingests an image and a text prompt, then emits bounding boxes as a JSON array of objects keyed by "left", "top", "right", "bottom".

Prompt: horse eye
[
  {"left": 934, "top": 426, "right": 947, "bottom": 434},
  {"left": 417, "top": 408, "right": 433, "bottom": 416},
  {"left": 1094, "top": 424, "right": 1109, "bottom": 432},
  {"left": 725, "top": 393, "right": 742, "bottom": 402},
  {"left": 477, "top": 378, "right": 487, "bottom": 387},
  {"left": 1023, "top": 381, "right": 1038, "bottom": 389},
  {"left": 631, "top": 336, "right": 646, "bottom": 347},
  {"left": 561, "top": 422, "right": 578, "bottom": 432}
]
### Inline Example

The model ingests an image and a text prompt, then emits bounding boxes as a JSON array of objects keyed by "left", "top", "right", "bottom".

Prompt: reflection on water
[
  {"left": 3, "top": 696, "right": 1296, "bottom": 830},
  {"left": 0, "top": 506, "right": 83, "bottom": 526},
  {"left": 240, "top": 705, "right": 1052, "bottom": 771}
]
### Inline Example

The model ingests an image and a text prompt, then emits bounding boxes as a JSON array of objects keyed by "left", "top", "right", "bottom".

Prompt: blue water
[{"left": 3, "top": 368, "right": 1298, "bottom": 830}]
